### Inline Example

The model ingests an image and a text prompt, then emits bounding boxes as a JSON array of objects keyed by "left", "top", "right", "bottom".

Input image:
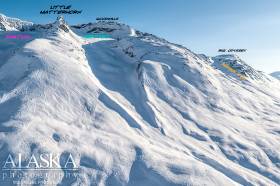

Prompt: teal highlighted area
[{"left": 83, "top": 33, "right": 111, "bottom": 38}]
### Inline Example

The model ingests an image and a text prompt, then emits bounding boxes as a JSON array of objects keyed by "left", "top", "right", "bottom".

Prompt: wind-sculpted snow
[{"left": 0, "top": 15, "right": 280, "bottom": 186}]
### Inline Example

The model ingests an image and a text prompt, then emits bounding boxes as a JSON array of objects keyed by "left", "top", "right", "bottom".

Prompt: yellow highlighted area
[{"left": 222, "top": 63, "right": 247, "bottom": 80}]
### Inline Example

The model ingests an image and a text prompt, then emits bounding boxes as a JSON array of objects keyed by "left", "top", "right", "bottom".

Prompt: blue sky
[{"left": 0, "top": 0, "right": 279, "bottom": 73}]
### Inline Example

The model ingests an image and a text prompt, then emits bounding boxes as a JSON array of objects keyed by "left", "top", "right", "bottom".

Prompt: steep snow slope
[
  {"left": 271, "top": 71, "right": 280, "bottom": 80},
  {"left": 0, "top": 16, "right": 280, "bottom": 186}
]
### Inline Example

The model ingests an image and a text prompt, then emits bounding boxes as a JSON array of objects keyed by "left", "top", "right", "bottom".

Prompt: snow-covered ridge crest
[
  {"left": 211, "top": 54, "right": 271, "bottom": 82},
  {"left": 25, "top": 15, "right": 70, "bottom": 33},
  {"left": 0, "top": 13, "right": 72, "bottom": 35},
  {"left": 22, "top": 15, "right": 82, "bottom": 42},
  {"left": 0, "top": 13, "right": 33, "bottom": 31},
  {"left": 71, "top": 21, "right": 135, "bottom": 39}
]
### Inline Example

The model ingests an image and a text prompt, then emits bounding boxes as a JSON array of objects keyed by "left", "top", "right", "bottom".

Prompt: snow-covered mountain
[
  {"left": 271, "top": 71, "right": 280, "bottom": 80},
  {"left": 212, "top": 54, "right": 271, "bottom": 81},
  {"left": 0, "top": 14, "right": 280, "bottom": 186},
  {"left": 0, "top": 14, "right": 33, "bottom": 31}
]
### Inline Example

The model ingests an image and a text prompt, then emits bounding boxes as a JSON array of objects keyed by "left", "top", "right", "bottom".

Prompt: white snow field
[{"left": 0, "top": 15, "right": 280, "bottom": 186}]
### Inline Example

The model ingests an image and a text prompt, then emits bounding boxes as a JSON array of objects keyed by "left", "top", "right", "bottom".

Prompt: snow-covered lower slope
[{"left": 0, "top": 16, "right": 280, "bottom": 186}]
